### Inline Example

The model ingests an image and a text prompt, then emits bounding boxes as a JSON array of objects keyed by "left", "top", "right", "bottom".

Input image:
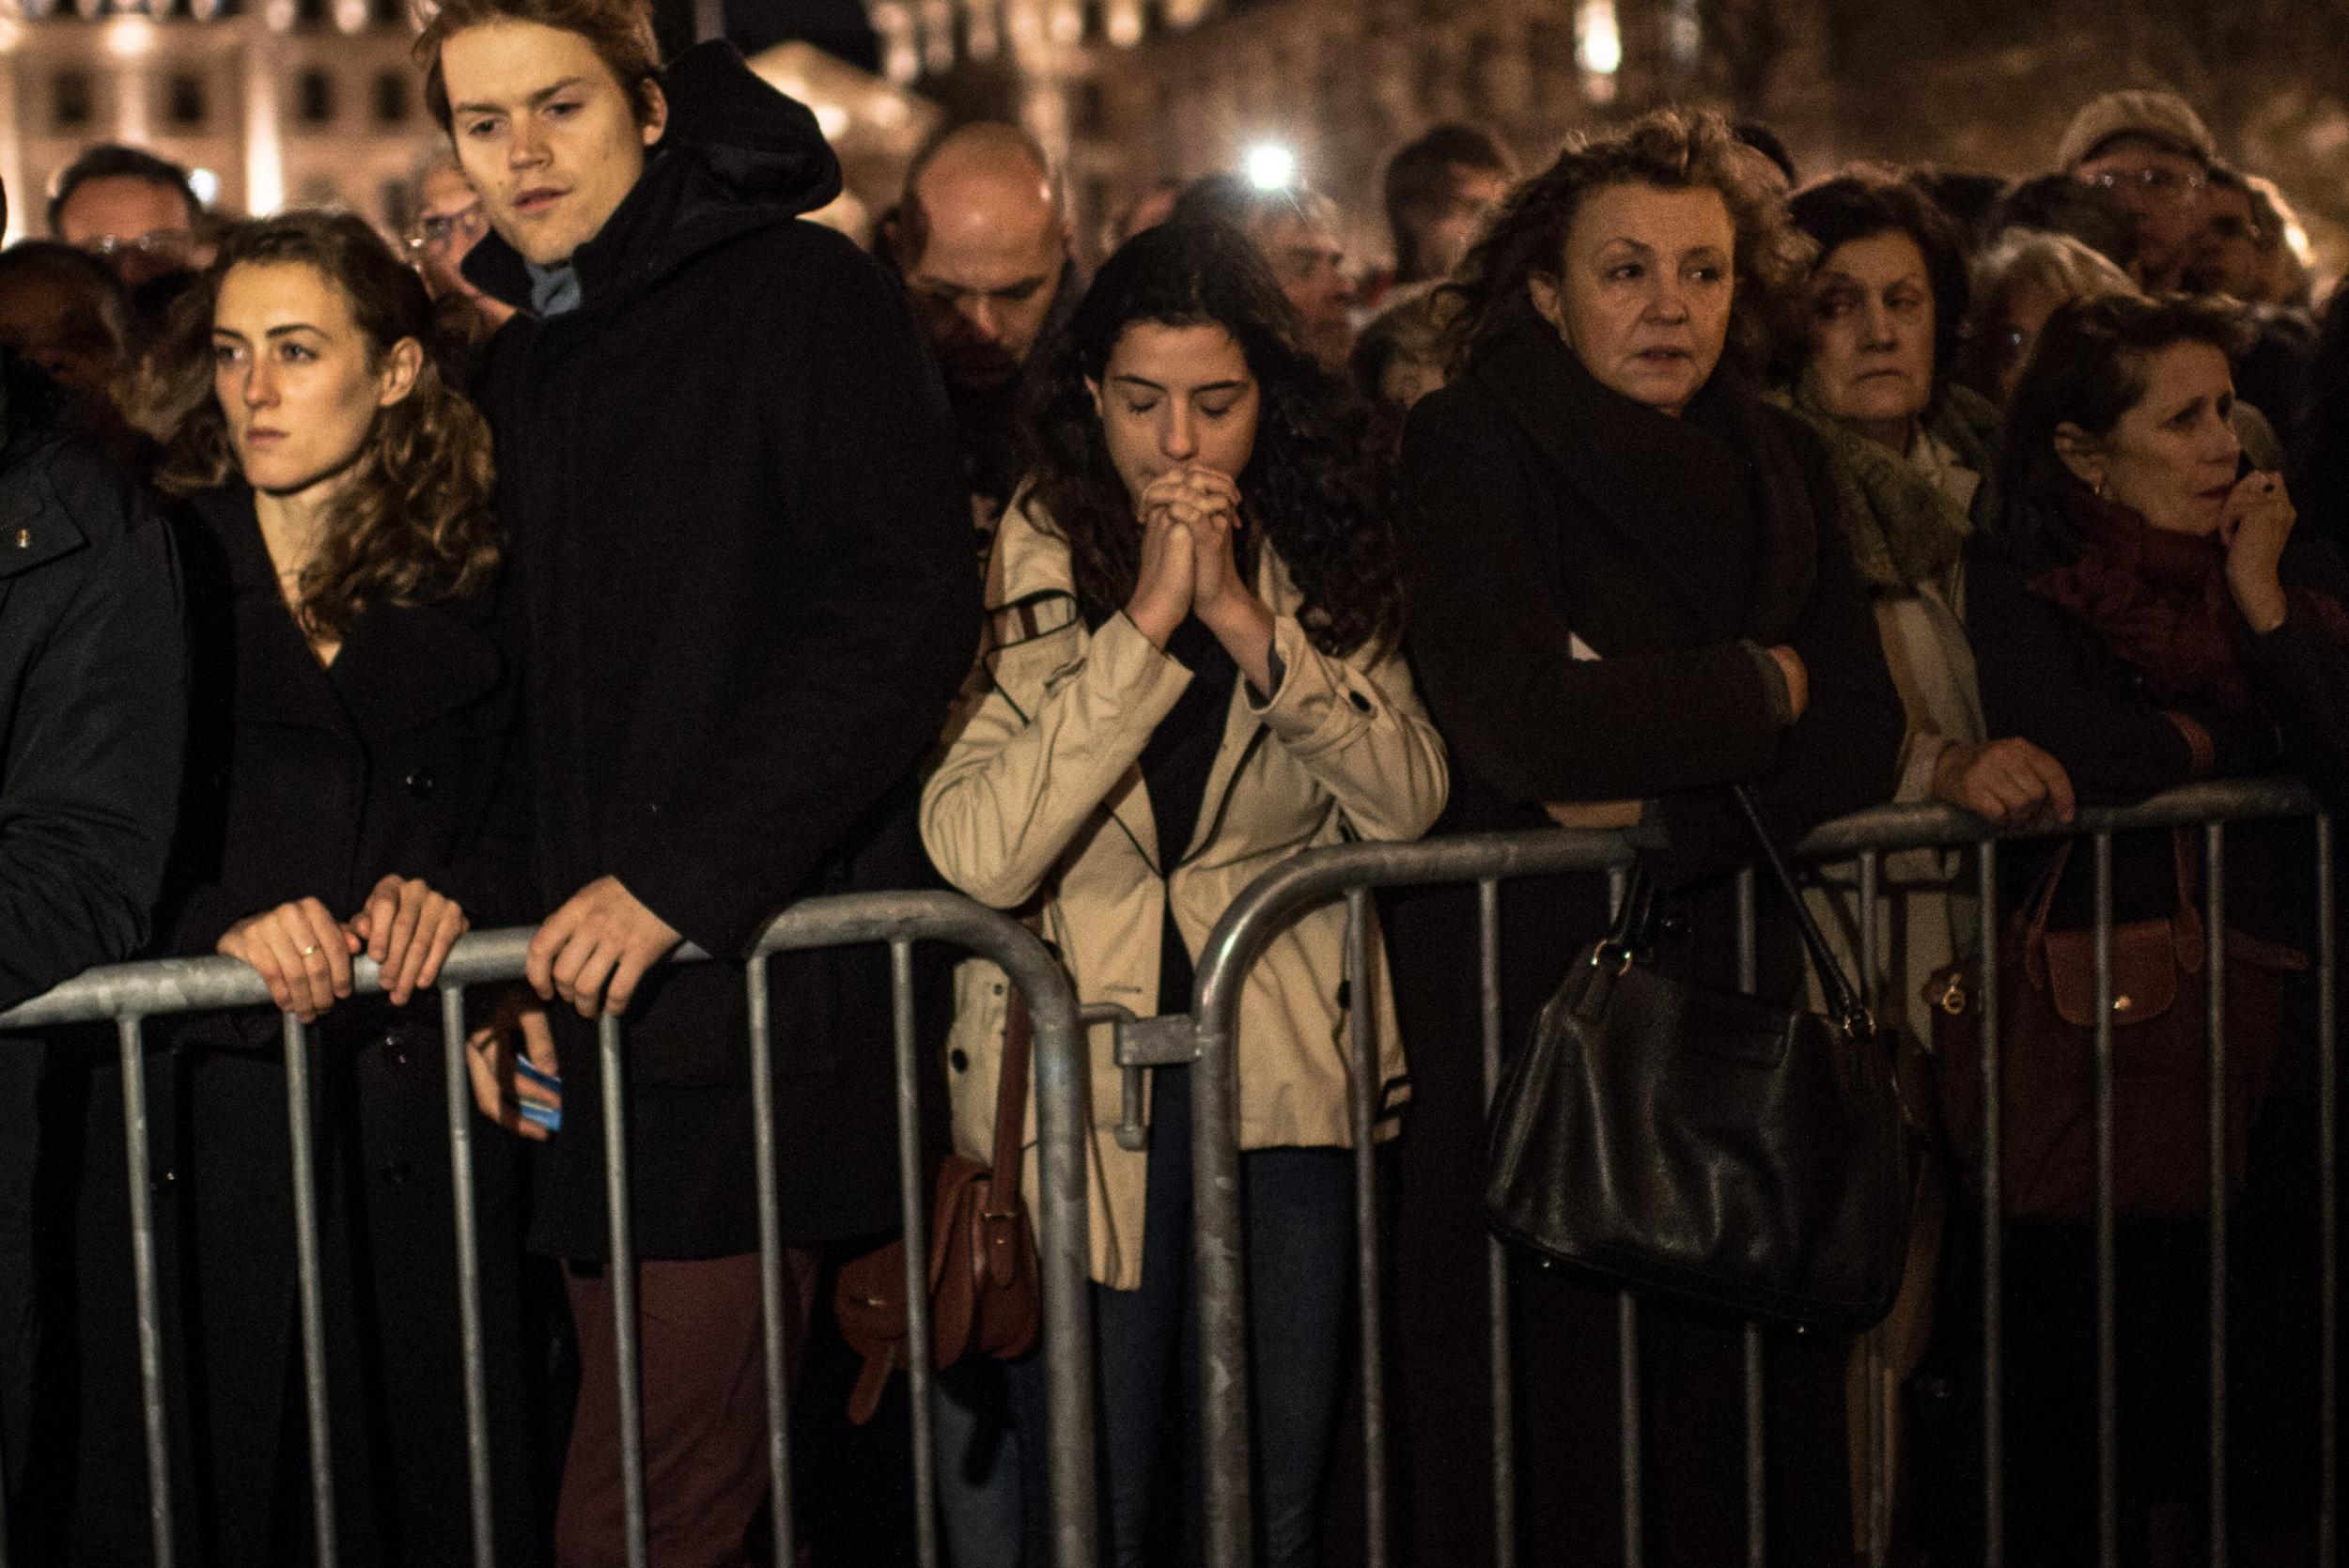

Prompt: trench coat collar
[
  {"left": 1466, "top": 303, "right": 1819, "bottom": 647},
  {"left": 189, "top": 486, "right": 506, "bottom": 741}
]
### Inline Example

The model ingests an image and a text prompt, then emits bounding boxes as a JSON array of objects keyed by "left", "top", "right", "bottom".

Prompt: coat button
[
  {"left": 404, "top": 768, "right": 435, "bottom": 797},
  {"left": 950, "top": 1048, "right": 970, "bottom": 1072},
  {"left": 379, "top": 1160, "right": 415, "bottom": 1188},
  {"left": 379, "top": 1032, "right": 409, "bottom": 1065},
  {"left": 150, "top": 1168, "right": 177, "bottom": 1195},
  {"left": 1348, "top": 691, "right": 1373, "bottom": 713}
]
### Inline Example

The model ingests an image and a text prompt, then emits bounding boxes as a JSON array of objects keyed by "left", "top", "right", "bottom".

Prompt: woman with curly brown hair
[
  {"left": 922, "top": 218, "right": 1446, "bottom": 1567},
  {"left": 59, "top": 210, "right": 542, "bottom": 1565},
  {"left": 1389, "top": 110, "right": 1903, "bottom": 1565}
]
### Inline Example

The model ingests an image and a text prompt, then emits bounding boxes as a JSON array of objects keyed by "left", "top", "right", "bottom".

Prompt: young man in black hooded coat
[{"left": 421, "top": 2, "right": 976, "bottom": 1558}]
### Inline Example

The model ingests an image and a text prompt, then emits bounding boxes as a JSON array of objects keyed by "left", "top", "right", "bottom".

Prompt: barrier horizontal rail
[
  {"left": 1180, "top": 777, "right": 2340, "bottom": 1568},
  {"left": 0, "top": 890, "right": 1098, "bottom": 1568}
]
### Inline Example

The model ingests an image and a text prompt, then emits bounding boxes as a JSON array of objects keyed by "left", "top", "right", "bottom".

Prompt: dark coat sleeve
[
  {"left": 1396, "top": 385, "right": 1785, "bottom": 805},
  {"left": 1645, "top": 434, "right": 1905, "bottom": 872},
  {"left": 2244, "top": 530, "right": 2349, "bottom": 808},
  {"left": 0, "top": 462, "right": 185, "bottom": 1009},
  {"left": 608, "top": 240, "right": 980, "bottom": 958},
  {"left": 1968, "top": 541, "right": 2244, "bottom": 805}
]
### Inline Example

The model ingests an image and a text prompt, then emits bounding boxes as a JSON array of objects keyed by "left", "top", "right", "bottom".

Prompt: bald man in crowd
[{"left": 889, "top": 122, "right": 1078, "bottom": 533}]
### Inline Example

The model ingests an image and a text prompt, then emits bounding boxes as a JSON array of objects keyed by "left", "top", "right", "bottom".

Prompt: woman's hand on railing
[
  {"left": 348, "top": 875, "right": 471, "bottom": 1006},
  {"left": 217, "top": 898, "right": 361, "bottom": 1022},
  {"left": 465, "top": 986, "right": 561, "bottom": 1141},
  {"left": 1930, "top": 737, "right": 2077, "bottom": 829}
]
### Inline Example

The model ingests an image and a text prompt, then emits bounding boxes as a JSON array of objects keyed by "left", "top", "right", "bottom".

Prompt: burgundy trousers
[{"left": 557, "top": 1250, "right": 821, "bottom": 1568}]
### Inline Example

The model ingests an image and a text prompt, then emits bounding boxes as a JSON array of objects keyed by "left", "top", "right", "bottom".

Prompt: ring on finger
[{"left": 301, "top": 943, "right": 319, "bottom": 957}]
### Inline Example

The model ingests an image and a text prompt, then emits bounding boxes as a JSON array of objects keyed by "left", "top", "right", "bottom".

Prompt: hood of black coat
[{"left": 464, "top": 40, "right": 843, "bottom": 315}]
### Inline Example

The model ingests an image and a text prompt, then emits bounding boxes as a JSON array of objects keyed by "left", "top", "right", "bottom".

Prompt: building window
[
  {"left": 53, "top": 69, "right": 94, "bottom": 131},
  {"left": 165, "top": 71, "right": 209, "bottom": 128},
  {"left": 297, "top": 69, "right": 335, "bottom": 125},
  {"left": 373, "top": 70, "right": 409, "bottom": 125}
]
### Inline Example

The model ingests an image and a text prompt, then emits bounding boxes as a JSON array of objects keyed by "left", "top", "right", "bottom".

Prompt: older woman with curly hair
[
  {"left": 922, "top": 218, "right": 1446, "bottom": 1567},
  {"left": 61, "top": 210, "right": 540, "bottom": 1564},
  {"left": 1391, "top": 109, "right": 1902, "bottom": 1565}
]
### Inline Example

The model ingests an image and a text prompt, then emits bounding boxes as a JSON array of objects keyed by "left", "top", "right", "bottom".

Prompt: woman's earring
[{"left": 2093, "top": 474, "right": 2107, "bottom": 500}]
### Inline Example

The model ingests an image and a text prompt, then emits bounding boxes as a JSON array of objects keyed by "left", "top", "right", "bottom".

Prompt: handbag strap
[{"left": 1729, "top": 784, "right": 1872, "bottom": 1035}]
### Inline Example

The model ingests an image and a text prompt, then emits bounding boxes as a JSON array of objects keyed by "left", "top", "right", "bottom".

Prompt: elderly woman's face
[
  {"left": 1803, "top": 230, "right": 1935, "bottom": 446},
  {"left": 1531, "top": 181, "right": 1735, "bottom": 416}
]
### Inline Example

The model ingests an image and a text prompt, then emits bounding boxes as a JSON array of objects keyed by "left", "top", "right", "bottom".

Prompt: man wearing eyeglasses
[
  {"left": 47, "top": 144, "right": 203, "bottom": 289},
  {"left": 408, "top": 156, "right": 515, "bottom": 336},
  {"left": 2056, "top": 90, "right": 2217, "bottom": 295}
]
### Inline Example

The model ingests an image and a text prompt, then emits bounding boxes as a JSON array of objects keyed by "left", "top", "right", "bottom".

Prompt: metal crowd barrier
[
  {"left": 0, "top": 890, "right": 1098, "bottom": 1568},
  {"left": 1173, "top": 777, "right": 2341, "bottom": 1568}
]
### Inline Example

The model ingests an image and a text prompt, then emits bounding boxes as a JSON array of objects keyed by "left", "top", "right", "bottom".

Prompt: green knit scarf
[{"left": 1775, "top": 381, "right": 2001, "bottom": 595}]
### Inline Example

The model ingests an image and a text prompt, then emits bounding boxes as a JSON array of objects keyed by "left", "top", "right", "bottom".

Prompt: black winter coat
[
  {"left": 1384, "top": 310, "right": 1902, "bottom": 1568},
  {"left": 466, "top": 43, "right": 976, "bottom": 1258},
  {"left": 56, "top": 485, "right": 541, "bottom": 1567}
]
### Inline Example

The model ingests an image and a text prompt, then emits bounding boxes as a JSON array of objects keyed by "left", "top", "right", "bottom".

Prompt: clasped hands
[{"left": 1124, "top": 464, "right": 1277, "bottom": 691}]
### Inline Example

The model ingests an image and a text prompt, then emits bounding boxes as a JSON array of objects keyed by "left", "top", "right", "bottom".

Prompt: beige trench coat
[{"left": 920, "top": 495, "right": 1449, "bottom": 1289}]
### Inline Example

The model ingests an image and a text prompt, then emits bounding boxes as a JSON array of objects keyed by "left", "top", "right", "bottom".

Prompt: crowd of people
[{"left": 0, "top": 0, "right": 2341, "bottom": 1562}]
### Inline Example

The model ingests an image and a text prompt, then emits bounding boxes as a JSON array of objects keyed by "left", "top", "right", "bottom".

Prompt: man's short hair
[
  {"left": 1382, "top": 124, "right": 1513, "bottom": 275},
  {"left": 47, "top": 145, "right": 201, "bottom": 236},
  {"left": 414, "top": 0, "right": 663, "bottom": 134}
]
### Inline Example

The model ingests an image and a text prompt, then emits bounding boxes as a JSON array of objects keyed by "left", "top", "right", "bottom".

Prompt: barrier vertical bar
[
  {"left": 599, "top": 1011, "right": 647, "bottom": 1568},
  {"left": 2317, "top": 814, "right": 2338, "bottom": 1568},
  {"left": 1978, "top": 839, "right": 2005, "bottom": 1568},
  {"left": 2093, "top": 833, "right": 2118, "bottom": 1568},
  {"left": 1478, "top": 878, "right": 1517, "bottom": 1568},
  {"left": 438, "top": 986, "right": 494, "bottom": 1568},
  {"left": 745, "top": 960, "right": 796, "bottom": 1567},
  {"left": 1737, "top": 866, "right": 1765, "bottom": 1568},
  {"left": 283, "top": 1013, "right": 337, "bottom": 1568},
  {"left": 890, "top": 941, "right": 941, "bottom": 1568},
  {"left": 1618, "top": 1290, "right": 1642, "bottom": 1568},
  {"left": 1858, "top": 850, "right": 1888, "bottom": 1568},
  {"left": 118, "top": 1016, "right": 175, "bottom": 1568},
  {"left": 2205, "top": 821, "right": 2229, "bottom": 1567},
  {"left": 1344, "top": 892, "right": 1389, "bottom": 1568},
  {"left": 1195, "top": 985, "right": 1252, "bottom": 1566}
]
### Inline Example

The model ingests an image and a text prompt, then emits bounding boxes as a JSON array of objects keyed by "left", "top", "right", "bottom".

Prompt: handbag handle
[{"left": 1730, "top": 784, "right": 1873, "bottom": 1035}]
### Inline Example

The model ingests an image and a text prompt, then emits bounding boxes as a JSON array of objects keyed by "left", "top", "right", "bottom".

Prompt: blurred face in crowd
[
  {"left": 903, "top": 137, "right": 1067, "bottom": 392},
  {"left": 212, "top": 261, "right": 421, "bottom": 502},
  {"left": 2074, "top": 135, "right": 2208, "bottom": 289},
  {"left": 2059, "top": 340, "right": 2241, "bottom": 536},
  {"left": 1803, "top": 229, "right": 1936, "bottom": 451},
  {"left": 439, "top": 21, "right": 667, "bottom": 269},
  {"left": 1408, "top": 164, "right": 1512, "bottom": 283},
  {"left": 410, "top": 162, "right": 512, "bottom": 328},
  {"left": 1532, "top": 180, "right": 1735, "bottom": 418},
  {"left": 1992, "top": 273, "right": 2081, "bottom": 405},
  {"left": 2188, "top": 182, "right": 2263, "bottom": 302},
  {"left": 1089, "top": 320, "right": 1260, "bottom": 507},
  {"left": 56, "top": 176, "right": 196, "bottom": 287},
  {"left": 0, "top": 264, "right": 121, "bottom": 401},
  {"left": 1255, "top": 211, "right": 1354, "bottom": 371}
]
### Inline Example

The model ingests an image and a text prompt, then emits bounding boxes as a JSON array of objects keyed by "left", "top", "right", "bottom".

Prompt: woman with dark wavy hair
[
  {"left": 1392, "top": 109, "right": 1902, "bottom": 1565},
  {"left": 923, "top": 219, "right": 1446, "bottom": 1566},
  {"left": 63, "top": 210, "right": 541, "bottom": 1564}
]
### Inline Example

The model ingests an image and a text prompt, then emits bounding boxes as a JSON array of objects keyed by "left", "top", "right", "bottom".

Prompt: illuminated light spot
[{"left": 1244, "top": 142, "right": 1296, "bottom": 191}]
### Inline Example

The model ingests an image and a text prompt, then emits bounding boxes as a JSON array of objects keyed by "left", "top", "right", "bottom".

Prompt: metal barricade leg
[
  {"left": 1978, "top": 840, "right": 2005, "bottom": 1568},
  {"left": 438, "top": 987, "right": 496, "bottom": 1568},
  {"left": 1618, "top": 1292, "right": 1642, "bottom": 1568},
  {"left": 1736, "top": 867, "right": 1766, "bottom": 1568},
  {"left": 2319, "top": 814, "right": 2339, "bottom": 1568},
  {"left": 745, "top": 960, "right": 797, "bottom": 1568},
  {"left": 1193, "top": 1007, "right": 1253, "bottom": 1568},
  {"left": 890, "top": 941, "right": 941, "bottom": 1568},
  {"left": 1478, "top": 879, "right": 1517, "bottom": 1568},
  {"left": 2206, "top": 822, "right": 2230, "bottom": 1567},
  {"left": 1858, "top": 851, "right": 1888, "bottom": 1568},
  {"left": 599, "top": 1012, "right": 647, "bottom": 1568},
  {"left": 283, "top": 1014, "right": 337, "bottom": 1568},
  {"left": 2093, "top": 833, "right": 2118, "bottom": 1568},
  {"left": 119, "top": 1016, "right": 176, "bottom": 1568},
  {"left": 1343, "top": 893, "right": 1390, "bottom": 1568}
]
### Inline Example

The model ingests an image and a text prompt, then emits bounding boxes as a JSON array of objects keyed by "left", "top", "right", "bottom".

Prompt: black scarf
[{"left": 1465, "top": 302, "right": 1823, "bottom": 649}]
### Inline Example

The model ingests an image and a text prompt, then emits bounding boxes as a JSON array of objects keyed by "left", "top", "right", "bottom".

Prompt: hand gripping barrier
[
  {"left": 1169, "top": 778, "right": 2339, "bottom": 1568},
  {"left": 0, "top": 891, "right": 1098, "bottom": 1568}
]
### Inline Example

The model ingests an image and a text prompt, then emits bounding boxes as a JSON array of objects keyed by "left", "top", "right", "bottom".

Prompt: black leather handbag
[{"left": 1485, "top": 786, "right": 1914, "bottom": 1333}]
